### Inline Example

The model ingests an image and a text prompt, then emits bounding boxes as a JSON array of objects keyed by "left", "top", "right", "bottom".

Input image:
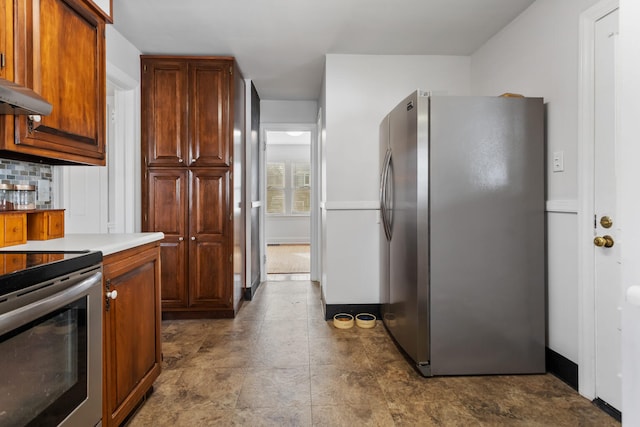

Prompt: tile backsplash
[{"left": 0, "top": 159, "right": 53, "bottom": 209}]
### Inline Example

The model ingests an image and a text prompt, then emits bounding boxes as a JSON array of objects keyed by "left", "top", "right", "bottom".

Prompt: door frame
[
  {"left": 577, "top": 0, "right": 619, "bottom": 401},
  {"left": 54, "top": 61, "right": 139, "bottom": 233},
  {"left": 259, "top": 122, "right": 319, "bottom": 282}
]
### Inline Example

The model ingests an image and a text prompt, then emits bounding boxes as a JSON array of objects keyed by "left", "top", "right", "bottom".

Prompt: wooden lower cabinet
[
  {"left": 103, "top": 242, "right": 162, "bottom": 427},
  {"left": 146, "top": 168, "right": 234, "bottom": 318}
]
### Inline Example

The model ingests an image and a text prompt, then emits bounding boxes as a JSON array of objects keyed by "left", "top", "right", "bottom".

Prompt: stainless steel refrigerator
[{"left": 379, "top": 91, "right": 546, "bottom": 377}]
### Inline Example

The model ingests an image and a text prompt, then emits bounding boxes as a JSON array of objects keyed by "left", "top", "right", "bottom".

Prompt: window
[
  {"left": 292, "top": 163, "right": 311, "bottom": 214},
  {"left": 266, "top": 163, "right": 285, "bottom": 214},
  {"left": 266, "top": 161, "right": 311, "bottom": 215}
]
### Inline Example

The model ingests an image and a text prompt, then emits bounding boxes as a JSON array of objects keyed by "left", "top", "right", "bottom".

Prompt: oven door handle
[{"left": 0, "top": 271, "right": 102, "bottom": 335}]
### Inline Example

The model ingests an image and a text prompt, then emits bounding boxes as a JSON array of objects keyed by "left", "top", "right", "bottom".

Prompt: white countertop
[{"left": 5, "top": 233, "right": 164, "bottom": 256}]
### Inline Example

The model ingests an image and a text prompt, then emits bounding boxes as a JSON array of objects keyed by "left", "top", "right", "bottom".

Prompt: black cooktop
[{"left": 0, "top": 251, "right": 103, "bottom": 297}]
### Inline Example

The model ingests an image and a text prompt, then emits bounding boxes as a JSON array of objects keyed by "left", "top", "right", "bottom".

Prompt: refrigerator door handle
[
  {"left": 380, "top": 149, "right": 393, "bottom": 241},
  {"left": 386, "top": 153, "right": 394, "bottom": 238}
]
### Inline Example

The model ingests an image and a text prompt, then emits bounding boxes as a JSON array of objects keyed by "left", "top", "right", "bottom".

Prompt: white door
[{"left": 593, "top": 7, "right": 621, "bottom": 412}]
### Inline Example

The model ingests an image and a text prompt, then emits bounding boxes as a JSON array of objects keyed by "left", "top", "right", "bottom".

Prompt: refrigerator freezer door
[{"left": 384, "top": 91, "right": 431, "bottom": 368}]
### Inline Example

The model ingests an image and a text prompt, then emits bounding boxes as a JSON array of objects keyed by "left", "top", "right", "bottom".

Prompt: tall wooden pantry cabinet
[{"left": 141, "top": 56, "right": 245, "bottom": 318}]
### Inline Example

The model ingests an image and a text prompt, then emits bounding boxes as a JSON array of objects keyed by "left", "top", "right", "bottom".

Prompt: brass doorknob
[
  {"left": 594, "top": 235, "right": 615, "bottom": 248},
  {"left": 600, "top": 216, "right": 613, "bottom": 229}
]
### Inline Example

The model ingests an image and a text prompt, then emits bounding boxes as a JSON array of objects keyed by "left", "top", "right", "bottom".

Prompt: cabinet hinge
[
  {"left": 0, "top": 52, "right": 5, "bottom": 68},
  {"left": 105, "top": 279, "right": 112, "bottom": 312},
  {"left": 143, "top": 64, "right": 148, "bottom": 72},
  {"left": 229, "top": 66, "right": 233, "bottom": 75},
  {"left": 229, "top": 254, "right": 233, "bottom": 262},
  {"left": 230, "top": 213, "right": 233, "bottom": 221}
]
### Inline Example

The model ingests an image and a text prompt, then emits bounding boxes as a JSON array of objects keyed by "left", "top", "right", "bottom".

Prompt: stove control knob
[{"left": 106, "top": 290, "right": 118, "bottom": 300}]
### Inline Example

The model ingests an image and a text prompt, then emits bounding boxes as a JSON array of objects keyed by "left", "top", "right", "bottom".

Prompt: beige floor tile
[
  {"left": 309, "top": 336, "right": 373, "bottom": 371},
  {"left": 254, "top": 335, "right": 310, "bottom": 368},
  {"left": 231, "top": 407, "right": 312, "bottom": 426},
  {"left": 176, "top": 367, "right": 247, "bottom": 410},
  {"left": 312, "top": 404, "right": 395, "bottom": 427},
  {"left": 310, "top": 364, "right": 386, "bottom": 407},
  {"left": 236, "top": 366, "right": 311, "bottom": 409}
]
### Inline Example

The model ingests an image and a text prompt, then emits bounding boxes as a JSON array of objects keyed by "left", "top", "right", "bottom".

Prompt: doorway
[
  {"left": 578, "top": 0, "right": 621, "bottom": 415},
  {"left": 56, "top": 62, "right": 139, "bottom": 234},
  {"left": 261, "top": 126, "right": 316, "bottom": 281}
]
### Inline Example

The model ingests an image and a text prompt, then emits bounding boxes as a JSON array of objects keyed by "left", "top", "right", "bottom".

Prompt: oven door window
[{"left": 0, "top": 297, "right": 88, "bottom": 427}]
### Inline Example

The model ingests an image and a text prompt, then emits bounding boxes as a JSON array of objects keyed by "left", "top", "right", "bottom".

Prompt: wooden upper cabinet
[
  {"left": 0, "top": 1, "right": 13, "bottom": 82},
  {"left": 141, "top": 58, "right": 188, "bottom": 166},
  {"left": 2, "top": 0, "right": 107, "bottom": 165},
  {"left": 188, "top": 61, "right": 230, "bottom": 167},
  {"left": 142, "top": 56, "right": 232, "bottom": 168}
]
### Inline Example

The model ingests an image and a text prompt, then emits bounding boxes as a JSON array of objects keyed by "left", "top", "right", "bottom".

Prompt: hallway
[{"left": 128, "top": 281, "right": 618, "bottom": 426}]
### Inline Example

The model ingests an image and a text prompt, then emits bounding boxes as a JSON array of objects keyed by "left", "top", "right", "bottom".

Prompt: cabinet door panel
[
  {"left": 103, "top": 244, "right": 161, "bottom": 427},
  {"left": 11, "top": 0, "right": 106, "bottom": 164},
  {"left": 189, "top": 61, "right": 230, "bottom": 167},
  {"left": 142, "top": 58, "right": 188, "bottom": 166},
  {"left": 146, "top": 170, "right": 188, "bottom": 308},
  {"left": 109, "top": 262, "right": 156, "bottom": 406},
  {"left": 189, "top": 240, "right": 229, "bottom": 307},
  {"left": 189, "top": 169, "right": 230, "bottom": 307},
  {"left": 146, "top": 170, "right": 187, "bottom": 235},
  {"left": 190, "top": 169, "right": 228, "bottom": 237},
  {"left": 159, "top": 239, "right": 187, "bottom": 307}
]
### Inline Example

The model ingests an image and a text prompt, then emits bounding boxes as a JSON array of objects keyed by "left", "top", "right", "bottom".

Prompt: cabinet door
[
  {"left": 103, "top": 244, "right": 162, "bottom": 427},
  {"left": 188, "top": 169, "right": 231, "bottom": 308},
  {"left": 0, "top": 1, "right": 11, "bottom": 148},
  {"left": 145, "top": 169, "right": 188, "bottom": 308},
  {"left": 9, "top": 0, "right": 106, "bottom": 165},
  {"left": 141, "top": 57, "right": 188, "bottom": 167},
  {"left": 0, "top": 1, "right": 12, "bottom": 81},
  {"left": 188, "top": 60, "right": 231, "bottom": 167}
]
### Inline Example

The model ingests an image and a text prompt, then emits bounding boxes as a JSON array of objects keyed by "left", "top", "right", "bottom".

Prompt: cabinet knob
[
  {"left": 191, "top": 158, "right": 196, "bottom": 163},
  {"left": 191, "top": 236, "right": 196, "bottom": 241},
  {"left": 106, "top": 290, "right": 118, "bottom": 300},
  {"left": 178, "top": 237, "right": 184, "bottom": 241},
  {"left": 178, "top": 158, "right": 183, "bottom": 163}
]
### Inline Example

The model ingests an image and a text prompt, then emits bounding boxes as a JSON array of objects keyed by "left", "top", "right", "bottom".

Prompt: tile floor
[{"left": 127, "top": 280, "right": 620, "bottom": 426}]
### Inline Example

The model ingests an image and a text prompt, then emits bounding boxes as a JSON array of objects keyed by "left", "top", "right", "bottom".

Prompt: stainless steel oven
[{"left": 0, "top": 251, "right": 103, "bottom": 427}]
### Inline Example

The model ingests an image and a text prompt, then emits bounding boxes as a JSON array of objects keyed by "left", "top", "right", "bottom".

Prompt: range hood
[{"left": 0, "top": 77, "right": 52, "bottom": 116}]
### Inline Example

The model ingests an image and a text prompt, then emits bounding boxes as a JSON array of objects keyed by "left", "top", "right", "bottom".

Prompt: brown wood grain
[
  {"left": 141, "top": 56, "right": 240, "bottom": 318},
  {"left": 103, "top": 242, "right": 162, "bottom": 427},
  {"left": 2, "top": 0, "right": 106, "bottom": 165}
]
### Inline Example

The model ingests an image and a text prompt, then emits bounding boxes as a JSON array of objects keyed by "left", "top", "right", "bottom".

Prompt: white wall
[
  {"left": 470, "top": 0, "right": 600, "bottom": 364},
  {"left": 322, "top": 54, "right": 470, "bottom": 304},
  {"left": 261, "top": 100, "right": 318, "bottom": 123},
  {"left": 106, "top": 26, "right": 142, "bottom": 85}
]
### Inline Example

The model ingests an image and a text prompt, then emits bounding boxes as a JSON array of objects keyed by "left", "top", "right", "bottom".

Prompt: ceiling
[{"left": 112, "top": 0, "right": 535, "bottom": 101}]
